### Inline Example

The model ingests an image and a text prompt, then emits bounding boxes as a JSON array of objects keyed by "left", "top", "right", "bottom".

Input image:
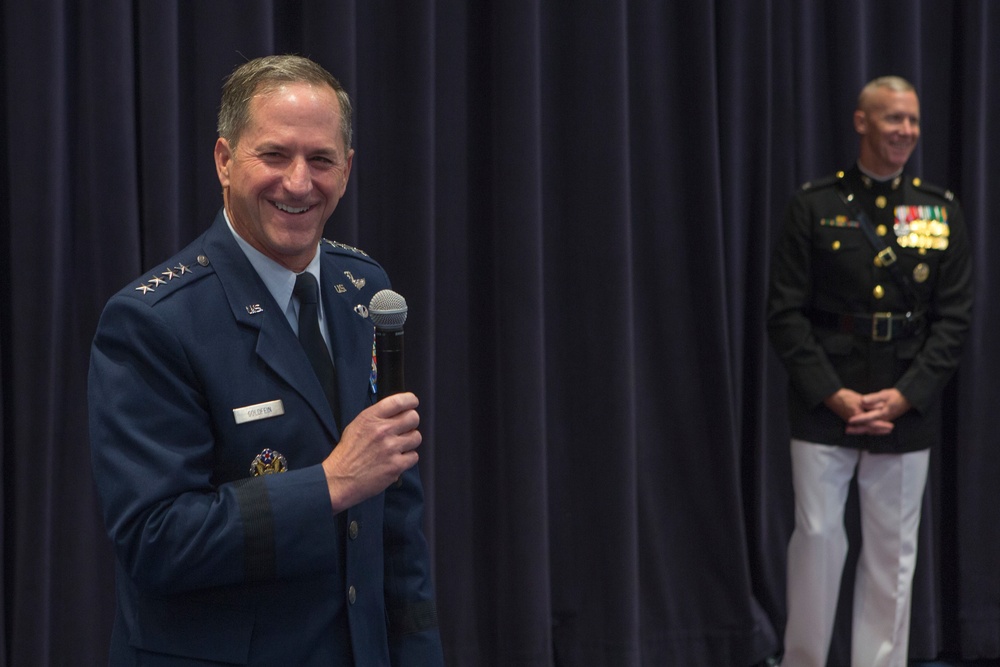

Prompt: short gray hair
[
  {"left": 857, "top": 76, "right": 916, "bottom": 111},
  {"left": 217, "top": 54, "right": 353, "bottom": 151}
]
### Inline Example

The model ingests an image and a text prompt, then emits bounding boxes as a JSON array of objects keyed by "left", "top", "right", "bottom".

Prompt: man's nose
[{"left": 284, "top": 157, "right": 312, "bottom": 193}]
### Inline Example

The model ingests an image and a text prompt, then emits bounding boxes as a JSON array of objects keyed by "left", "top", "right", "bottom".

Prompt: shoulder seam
[
  {"left": 799, "top": 172, "right": 844, "bottom": 192},
  {"left": 909, "top": 177, "right": 955, "bottom": 201}
]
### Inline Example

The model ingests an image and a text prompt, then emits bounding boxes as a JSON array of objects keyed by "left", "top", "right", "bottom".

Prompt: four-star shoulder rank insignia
[
  {"left": 135, "top": 263, "right": 195, "bottom": 294},
  {"left": 323, "top": 238, "right": 370, "bottom": 257}
]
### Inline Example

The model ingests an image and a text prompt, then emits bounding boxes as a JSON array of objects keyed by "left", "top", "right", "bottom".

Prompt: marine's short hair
[{"left": 857, "top": 75, "right": 916, "bottom": 111}]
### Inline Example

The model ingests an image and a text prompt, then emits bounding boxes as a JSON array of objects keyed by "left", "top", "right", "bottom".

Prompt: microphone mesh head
[{"left": 368, "top": 289, "right": 408, "bottom": 331}]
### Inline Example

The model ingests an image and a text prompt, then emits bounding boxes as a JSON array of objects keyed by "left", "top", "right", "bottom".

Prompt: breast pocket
[
  {"left": 894, "top": 246, "right": 941, "bottom": 298},
  {"left": 812, "top": 226, "right": 866, "bottom": 283}
]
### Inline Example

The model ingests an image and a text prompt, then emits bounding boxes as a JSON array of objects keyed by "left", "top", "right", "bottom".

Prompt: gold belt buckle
[{"left": 872, "top": 312, "right": 893, "bottom": 341}]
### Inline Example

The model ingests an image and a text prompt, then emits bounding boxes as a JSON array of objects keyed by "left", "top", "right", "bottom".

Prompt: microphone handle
[{"left": 375, "top": 329, "right": 405, "bottom": 399}]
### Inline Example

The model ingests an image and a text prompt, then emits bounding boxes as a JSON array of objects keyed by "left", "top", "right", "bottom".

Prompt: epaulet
[
  {"left": 127, "top": 254, "right": 214, "bottom": 303},
  {"left": 322, "top": 238, "right": 380, "bottom": 266},
  {"left": 322, "top": 238, "right": 370, "bottom": 256},
  {"left": 909, "top": 176, "right": 955, "bottom": 202},
  {"left": 799, "top": 171, "right": 844, "bottom": 192}
]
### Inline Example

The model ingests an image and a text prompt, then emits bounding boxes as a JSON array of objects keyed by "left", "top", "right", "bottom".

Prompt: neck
[{"left": 857, "top": 160, "right": 902, "bottom": 182}]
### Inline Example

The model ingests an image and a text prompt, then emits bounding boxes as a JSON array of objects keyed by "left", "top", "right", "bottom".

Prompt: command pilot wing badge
[{"left": 344, "top": 271, "right": 366, "bottom": 290}]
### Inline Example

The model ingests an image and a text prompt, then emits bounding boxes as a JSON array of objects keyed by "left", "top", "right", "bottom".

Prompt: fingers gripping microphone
[{"left": 369, "top": 289, "right": 407, "bottom": 399}]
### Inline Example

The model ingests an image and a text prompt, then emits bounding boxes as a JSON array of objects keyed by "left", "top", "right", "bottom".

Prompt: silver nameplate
[{"left": 233, "top": 400, "right": 285, "bottom": 424}]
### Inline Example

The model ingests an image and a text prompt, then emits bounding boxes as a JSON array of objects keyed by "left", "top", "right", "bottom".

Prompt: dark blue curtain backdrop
[{"left": 2, "top": 1, "right": 999, "bottom": 665}]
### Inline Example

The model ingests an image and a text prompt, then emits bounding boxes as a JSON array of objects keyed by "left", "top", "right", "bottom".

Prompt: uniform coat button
[
  {"left": 348, "top": 585, "right": 357, "bottom": 604},
  {"left": 349, "top": 520, "right": 359, "bottom": 540}
]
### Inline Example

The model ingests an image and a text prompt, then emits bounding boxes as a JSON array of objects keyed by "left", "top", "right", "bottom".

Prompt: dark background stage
[{"left": 2, "top": 1, "right": 999, "bottom": 665}]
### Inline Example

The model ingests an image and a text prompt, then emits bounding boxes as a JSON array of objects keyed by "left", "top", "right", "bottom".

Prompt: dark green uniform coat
[{"left": 767, "top": 165, "right": 973, "bottom": 453}]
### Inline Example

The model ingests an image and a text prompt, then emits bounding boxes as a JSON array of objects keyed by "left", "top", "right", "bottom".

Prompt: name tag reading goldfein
[{"left": 232, "top": 399, "right": 285, "bottom": 424}]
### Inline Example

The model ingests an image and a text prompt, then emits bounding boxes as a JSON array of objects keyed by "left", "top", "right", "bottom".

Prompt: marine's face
[
  {"left": 854, "top": 88, "right": 920, "bottom": 177},
  {"left": 214, "top": 82, "right": 353, "bottom": 272}
]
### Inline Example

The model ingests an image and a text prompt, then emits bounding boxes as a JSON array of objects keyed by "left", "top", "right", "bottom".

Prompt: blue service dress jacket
[{"left": 89, "top": 211, "right": 444, "bottom": 666}]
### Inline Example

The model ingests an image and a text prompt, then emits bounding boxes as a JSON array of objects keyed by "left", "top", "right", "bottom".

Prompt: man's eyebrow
[
  {"left": 253, "top": 142, "right": 287, "bottom": 152},
  {"left": 253, "top": 142, "right": 341, "bottom": 156}
]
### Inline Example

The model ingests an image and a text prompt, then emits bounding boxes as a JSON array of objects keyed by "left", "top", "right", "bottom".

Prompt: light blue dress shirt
[{"left": 224, "top": 210, "right": 332, "bottom": 354}]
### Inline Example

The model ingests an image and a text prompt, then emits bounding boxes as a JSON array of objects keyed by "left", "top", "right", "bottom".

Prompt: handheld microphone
[{"left": 368, "top": 289, "right": 407, "bottom": 399}]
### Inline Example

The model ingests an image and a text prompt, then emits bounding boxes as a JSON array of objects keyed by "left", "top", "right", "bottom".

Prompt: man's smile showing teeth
[{"left": 274, "top": 201, "right": 311, "bottom": 214}]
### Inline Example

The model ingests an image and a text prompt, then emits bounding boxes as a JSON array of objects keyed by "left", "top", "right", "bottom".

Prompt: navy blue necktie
[{"left": 293, "top": 272, "right": 340, "bottom": 424}]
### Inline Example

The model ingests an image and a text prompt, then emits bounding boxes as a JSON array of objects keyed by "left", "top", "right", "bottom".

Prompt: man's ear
[
  {"left": 214, "top": 138, "right": 232, "bottom": 186},
  {"left": 853, "top": 109, "right": 867, "bottom": 135}
]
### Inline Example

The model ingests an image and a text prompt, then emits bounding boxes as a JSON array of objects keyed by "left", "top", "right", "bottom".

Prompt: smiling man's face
[
  {"left": 214, "top": 81, "right": 353, "bottom": 272},
  {"left": 855, "top": 86, "right": 920, "bottom": 178}
]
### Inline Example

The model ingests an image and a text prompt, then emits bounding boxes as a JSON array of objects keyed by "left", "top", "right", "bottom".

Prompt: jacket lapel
[
  {"left": 321, "top": 250, "right": 378, "bottom": 422},
  {"left": 201, "top": 213, "right": 341, "bottom": 439}
]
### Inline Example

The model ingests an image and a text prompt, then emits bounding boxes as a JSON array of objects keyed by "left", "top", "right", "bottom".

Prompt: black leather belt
[{"left": 809, "top": 309, "right": 924, "bottom": 342}]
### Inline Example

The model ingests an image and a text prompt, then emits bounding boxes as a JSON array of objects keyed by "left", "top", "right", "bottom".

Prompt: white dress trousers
[{"left": 782, "top": 439, "right": 930, "bottom": 667}]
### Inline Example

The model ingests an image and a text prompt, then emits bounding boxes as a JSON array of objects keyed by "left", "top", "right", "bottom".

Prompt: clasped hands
[{"left": 824, "top": 387, "right": 912, "bottom": 436}]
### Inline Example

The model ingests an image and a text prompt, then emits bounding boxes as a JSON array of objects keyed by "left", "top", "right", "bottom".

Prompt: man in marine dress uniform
[
  {"left": 767, "top": 76, "right": 973, "bottom": 665},
  {"left": 89, "top": 55, "right": 445, "bottom": 665}
]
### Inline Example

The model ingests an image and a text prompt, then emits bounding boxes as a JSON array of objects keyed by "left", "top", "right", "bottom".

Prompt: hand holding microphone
[{"left": 321, "top": 289, "right": 416, "bottom": 510}]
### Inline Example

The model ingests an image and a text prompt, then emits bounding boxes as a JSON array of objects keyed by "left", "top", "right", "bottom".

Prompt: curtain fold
[{"left": 3, "top": 1, "right": 999, "bottom": 665}]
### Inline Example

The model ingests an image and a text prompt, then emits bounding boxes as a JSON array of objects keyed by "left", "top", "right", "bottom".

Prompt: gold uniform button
[
  {"left": 831, "top": 240, "right": 841, "bottom": 251},
  {"left": 349, "top": 520, "right": 359, "bottom": 540},
  {"left": 348, "top": 585, "right": 357, "bottom": 604},
  {"left": 876, "top": 224, "right": 887, "bottom": 236},
  {"left": 875, "top": 195, "right": 887, "bottom": 209},
  {"left": 873, "top": 285, "right": 885, "bottom": 299}
]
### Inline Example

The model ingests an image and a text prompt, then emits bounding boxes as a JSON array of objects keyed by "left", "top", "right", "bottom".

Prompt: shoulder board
[
  {"left": 799, "top": 171, "right": 844, "bottom": 192},
  {"left": 322, "top": 238, "right": 370, "bottom": 257},
  {"left": 909, "top": 176, "right": 955, "bottom": 202},
  {"left": 322, "top": 238, "right": 382, "bottom": 268},
  {"left": 127, "top": 254, "right": 214, "bottom": 303}
]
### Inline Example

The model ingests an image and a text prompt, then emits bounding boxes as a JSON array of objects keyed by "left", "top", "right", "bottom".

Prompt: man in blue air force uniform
[
  {"left": 89, "top": 55, "right": 444, "bottom": 666},
  {"left": 767, "top": 76, "right": 972, "bottom": 665}
]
